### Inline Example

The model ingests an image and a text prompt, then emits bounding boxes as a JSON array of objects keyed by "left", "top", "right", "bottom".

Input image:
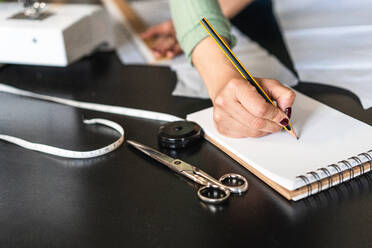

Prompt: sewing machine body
[{"left": 0, "top": 3, "right": 110, "bottom": 66}]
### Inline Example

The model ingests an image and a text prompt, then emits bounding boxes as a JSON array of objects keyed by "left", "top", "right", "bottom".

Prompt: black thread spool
[{"left": 158, "top": 121, "right": 202, "bottom": 149}]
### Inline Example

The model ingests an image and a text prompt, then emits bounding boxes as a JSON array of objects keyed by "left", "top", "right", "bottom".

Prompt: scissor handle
[
  {"left": 219, "top": 173, "right": 249, "bottom": 194},
  {"left": 197, "top": 184, "right": 230, "bottom": 204},
  {"left": 196, "top": 173, "right": 248, "bottom": 204}
]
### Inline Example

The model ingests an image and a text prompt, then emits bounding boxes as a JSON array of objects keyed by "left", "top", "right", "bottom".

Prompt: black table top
[
  {"left": 0, "top": 50, "right": 371, "bottom": 248},
  {"left": 1, "top": 1, "right": 372, "bottom": 248}
]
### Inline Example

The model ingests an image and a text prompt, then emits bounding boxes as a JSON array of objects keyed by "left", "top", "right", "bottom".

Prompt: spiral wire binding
[
  {"left": 296, "top": 175, "right": 312, "bottom": 197},
  {"left": 307, "top": 171, "right": 322, "bottom": 193},
  {"left": 339, "top": 160, "right": 354, "bottom": 179},
  {"left": 295, "top": 150, "right": 371, "bottom": 198},
  {"left": 359, "top": 152, "right": 372, "bottom": 169},
  {"left": 328, "top": 163, "right": 343, "bottom": 183},
  {"left": 350, "top": 156, "right": 364, "bottom": 175},
  {"left": 318, "top": 167, "right": 332, "bottom": 188}
]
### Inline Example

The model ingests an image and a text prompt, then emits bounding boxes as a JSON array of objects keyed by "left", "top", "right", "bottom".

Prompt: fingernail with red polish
[
  {"left": 280, "top": 118, "right": 289, "bottom": 126},
  {"left": 285, "top": 107, "right": 292, "bottom": 119}
]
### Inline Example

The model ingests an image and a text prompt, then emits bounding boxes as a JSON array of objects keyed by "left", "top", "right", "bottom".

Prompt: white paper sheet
[
  {"left": 274, "top": 0, "right": 372, "bottom": 109},
  {"left": 187, "top": 91, "right": 372, "bottom": 192},
  {"left": 112, "top": 0, "right": 298, "bottom": 99}
]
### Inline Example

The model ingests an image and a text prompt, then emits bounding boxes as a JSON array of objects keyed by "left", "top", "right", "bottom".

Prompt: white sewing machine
[{"left": 0, "top": 1, "right": 111, "bottom": 66}]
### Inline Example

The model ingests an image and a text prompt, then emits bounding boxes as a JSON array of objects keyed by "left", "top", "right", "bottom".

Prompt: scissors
[{"left": 127, "top": 140, "right": 248, "bottom": 204}]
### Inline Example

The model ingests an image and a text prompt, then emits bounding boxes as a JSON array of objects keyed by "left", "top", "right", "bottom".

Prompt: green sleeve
[{"left": 170, "top": 0, "right": 236, "bottom": 62}]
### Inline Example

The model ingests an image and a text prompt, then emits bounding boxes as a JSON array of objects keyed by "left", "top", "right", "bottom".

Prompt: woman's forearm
[
  {"left": 192, "top": 36, "right": 241, "bottom": 101},
  {"left": 192, "top": 35, "right": 296, "bottom": 139},
  {"left": 170, "top": 0, "right": 296, "bottom": 138}
]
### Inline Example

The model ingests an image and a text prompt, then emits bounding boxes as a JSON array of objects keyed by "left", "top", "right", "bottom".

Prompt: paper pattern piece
[
  {"left": 112, "top": 0, "right": 298, "bottom": 99},
  {"left": 273, "top": 0, "right": 372, "bottom": 109}
]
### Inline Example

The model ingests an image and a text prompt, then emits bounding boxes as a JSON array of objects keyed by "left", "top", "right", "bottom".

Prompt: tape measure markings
[
  {"left": 0, "top": 118, "right": 124, "bottom": 159},
  {"left": 0, "top": 83, "right": 187, "bottom": 158}
]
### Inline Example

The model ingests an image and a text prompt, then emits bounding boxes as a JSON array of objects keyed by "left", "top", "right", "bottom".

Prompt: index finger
[
  {"left": 257, "top": 78, "right": 296, "bottom": 112},
  {"left": 232, "top": 80, "right": 288, "bottom": 125}
]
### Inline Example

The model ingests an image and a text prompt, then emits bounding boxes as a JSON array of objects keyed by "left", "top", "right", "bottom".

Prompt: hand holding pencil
[
  {"left": 213, "top": 77, "right": 297, "bottom": 138},
  {"left": 196, "top": 18, "right": 297, "bottom": 139}
]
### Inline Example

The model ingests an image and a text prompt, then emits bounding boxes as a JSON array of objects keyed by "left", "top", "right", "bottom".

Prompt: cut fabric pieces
[
  {"left": 112, "top": 0, "right": 298, "bottom": 99},
  {"left": 274, "top": 0, "right": 372, "bottom": 109},
  {"left": 170, "top": 55, "right": 210, "bottom": 98}
]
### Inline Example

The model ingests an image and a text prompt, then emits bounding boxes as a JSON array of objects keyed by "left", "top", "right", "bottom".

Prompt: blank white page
[{"left": 187, "top": 91, "right": 372, "bottom": 190}]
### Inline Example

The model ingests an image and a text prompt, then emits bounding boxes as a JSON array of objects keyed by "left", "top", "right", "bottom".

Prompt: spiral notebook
[{"left": 187, "top": 91, "right": 372, "bottom": 201}]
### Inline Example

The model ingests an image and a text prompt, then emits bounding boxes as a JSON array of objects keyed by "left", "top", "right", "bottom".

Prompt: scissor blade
[
  {"left": 128, "top": 140, "right": 213, "bottom": 187},
  {"left": 127, "top": 140, "right": 179, "bottom": 171}
]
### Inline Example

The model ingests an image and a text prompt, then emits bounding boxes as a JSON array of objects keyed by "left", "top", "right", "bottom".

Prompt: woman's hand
[
  {"left": 140, "top": 20, "right": 182, "bottom": 59},
  {"left": 212, "top": 77, "right": 295, "bottom": 138},
  {"left": 191, "top": 36, "right": 295, "bottom": 138}
]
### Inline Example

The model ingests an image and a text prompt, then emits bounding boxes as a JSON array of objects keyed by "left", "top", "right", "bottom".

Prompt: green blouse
[{"left": 169, "top": 0, "right": 236, "bottom": 62}]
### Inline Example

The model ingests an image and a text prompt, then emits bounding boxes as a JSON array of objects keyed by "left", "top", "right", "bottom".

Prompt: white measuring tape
[
  {"left": 0, "top": 83, "right": 183, "bottom": 159},
  {"left": 0, "top": 118, "right": 124, "bottom": 158},
  {"left": 0, "top": 83, "right": 183, "bottom": 122}
]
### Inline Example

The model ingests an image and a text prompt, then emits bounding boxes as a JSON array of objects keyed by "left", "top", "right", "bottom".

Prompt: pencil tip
[{"left": 287, "top": 127, "right": 298, "bottom": 140}]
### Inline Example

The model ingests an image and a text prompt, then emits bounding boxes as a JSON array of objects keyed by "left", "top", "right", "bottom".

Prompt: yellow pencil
[{"left": 200, "top": 17, "right": 298, "bottom": 139}]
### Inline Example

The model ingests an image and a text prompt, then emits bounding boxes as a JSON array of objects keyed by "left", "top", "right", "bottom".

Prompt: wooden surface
[
  {"left": 101, "top": 0, "right": 168, "bottom": 62},
  {"left": 109, "top": 0, "right": 147, "bottom": 33}
]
